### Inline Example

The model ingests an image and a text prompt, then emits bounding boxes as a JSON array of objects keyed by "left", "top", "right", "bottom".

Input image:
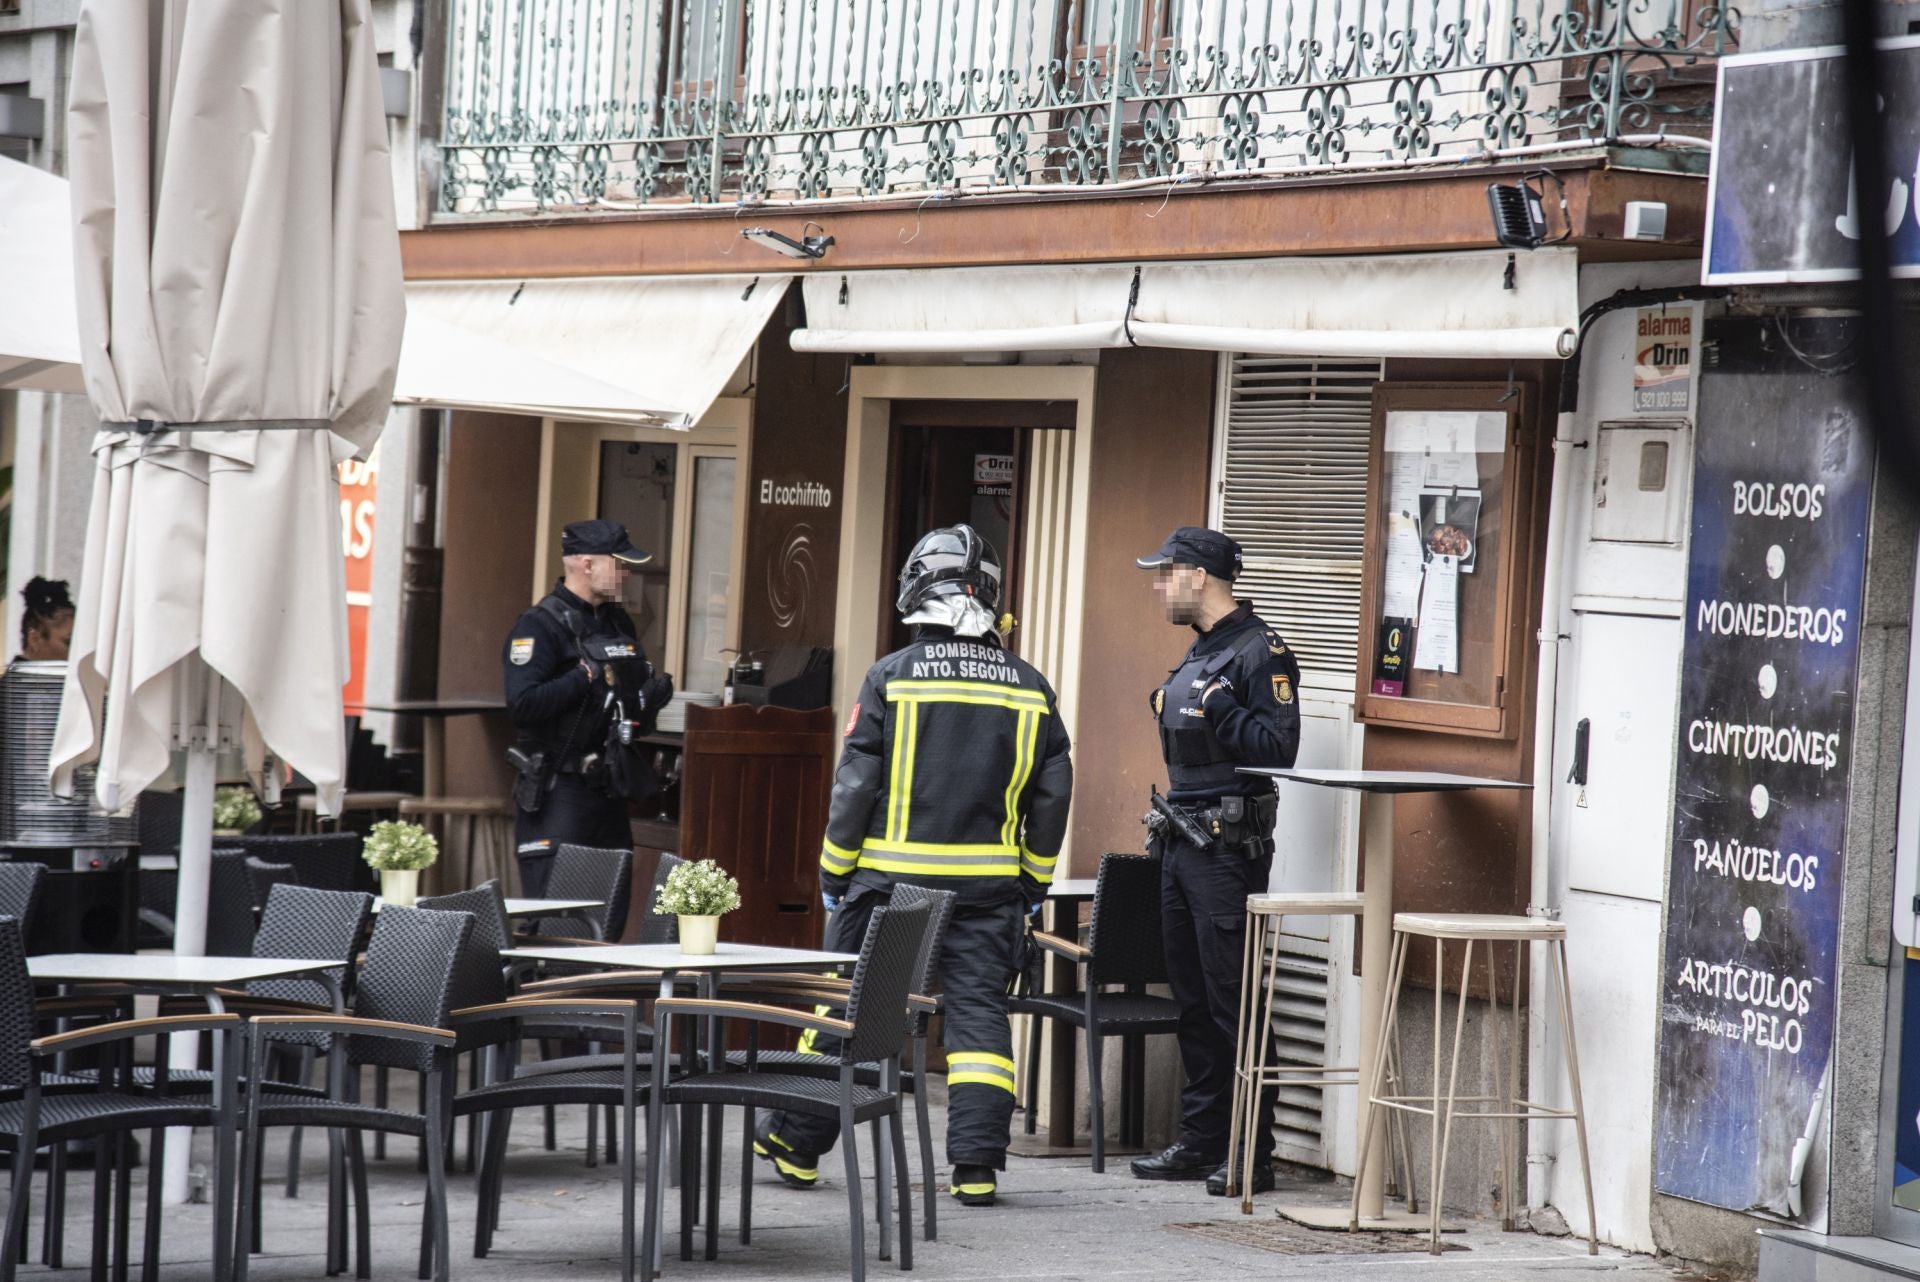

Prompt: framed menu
[{"left": 1354, "top": 383, "right": 1536, "bottom": 738}]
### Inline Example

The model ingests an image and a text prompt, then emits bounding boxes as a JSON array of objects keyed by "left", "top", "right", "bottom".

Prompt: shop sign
[
  {"left": 1633, "top": 307, "right": 1696, "bottom": 413},
  {"left": 1706, "top": 37, "right": 1920, "bottom": 284},
  {"left": 1654, "top": 317, "right": 1872, "bottom": 1213},
  {"left": 338, "top": 442, "right": 379, "bottom": 717},
  {"left": 973, "top": 453, "right": 1013, "bottom": 498}
]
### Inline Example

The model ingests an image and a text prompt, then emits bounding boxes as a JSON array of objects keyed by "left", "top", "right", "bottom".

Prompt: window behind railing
[{"left": 435, "top": 0, "right": 1730, "bottom": 214}]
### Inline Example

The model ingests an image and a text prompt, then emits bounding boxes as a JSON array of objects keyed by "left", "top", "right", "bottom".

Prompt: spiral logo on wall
[{"left": 768, "top": 524, "right": 816, "bottom": 632}]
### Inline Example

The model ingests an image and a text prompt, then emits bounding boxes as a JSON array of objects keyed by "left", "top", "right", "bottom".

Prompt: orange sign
[{"left": 338, "top": 442, "right": 380, "bottom": 717}]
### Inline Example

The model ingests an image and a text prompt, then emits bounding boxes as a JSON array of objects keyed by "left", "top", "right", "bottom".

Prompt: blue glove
[
  {"left": 1027, "top": 900, "right": 1044, "bottom": 921},
  {"left": 822, "top": 890, "right": 842, "bottom": 912}
]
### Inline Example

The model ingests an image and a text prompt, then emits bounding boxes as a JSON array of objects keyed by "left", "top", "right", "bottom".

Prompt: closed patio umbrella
[{"left": 47, "top": 0, "right": 403, "bottom": 1198}]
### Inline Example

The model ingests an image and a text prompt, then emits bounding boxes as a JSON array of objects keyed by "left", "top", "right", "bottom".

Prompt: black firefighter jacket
[{"left": 819, "top": 628, "right": 1073, "bottom": 907}]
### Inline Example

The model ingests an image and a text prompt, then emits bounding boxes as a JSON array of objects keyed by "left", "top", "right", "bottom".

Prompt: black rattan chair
[
  {"left": 635, "top": 852, "right": 683, "bottom": 944},
  {"left": 417, "top": 883, "right": 516, "bottom": 1171},
  {"left": 529, "top": 844, "right": 634, "bottom": 942},
  {"left": 0, "top": 915, "right": 243, "bottom": 1282},
  {"left": 644, "top": 898, "right": 931, "bottom": 1281},
  {"left": 0, "top": 867, "right": 43, "bottom": 938},
  {"left": 723, "top": 883, "right": 957, "bottom": 1244},
  {"left": 1009, "top": 853, "right": 1181, "bottom": 1174},
  {"left": 242, "top": 858, "right": 298, "bottom": 916},
  {"left": 224, "top": 834, "right": 371, "bottom": 896},
  {"left": 235, "top": 905, "right": 473, "bottom": 1282}
]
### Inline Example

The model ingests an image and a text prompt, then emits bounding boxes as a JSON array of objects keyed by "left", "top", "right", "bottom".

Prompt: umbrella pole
[{"left": 163, "top": 744, "right": 216, "bottom": 1204}]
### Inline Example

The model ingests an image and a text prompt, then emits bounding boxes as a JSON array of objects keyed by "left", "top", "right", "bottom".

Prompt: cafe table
[
  {"left": 500, "top": 941, "right": 859, "bottom": 1267},
  {"left": 372, "top": 895, "right": 605, "bottom": 924},
  {"left": 1239, "top": 767, "right": 1531, "bottom": 1229}
]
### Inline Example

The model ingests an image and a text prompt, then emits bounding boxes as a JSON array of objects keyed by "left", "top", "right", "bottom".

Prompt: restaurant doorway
[{"left": 879, "top": 399, "right": 1073, "bottom": 657}]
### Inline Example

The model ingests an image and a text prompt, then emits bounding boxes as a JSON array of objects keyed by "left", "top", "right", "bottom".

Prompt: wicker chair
[
  {"left": 416, "top": 883, "right": 516, "bottom": 1171},
  {"left": 527, "top": 844, "right": 634, "bottom": 943},
  {"left": 206, "top": 850, "right": 270, "bottom": 958},
  {"left": 635, "top": 852, "right": 683, "bottom": 944},
  {"left": 0, "top": 866, "right": 43, "bottom": 937},
  {"left": 235, "top": 906, "right": 472, "bottom": 1282},
  {"left": 0, "top": 915, "right": 243, "bottom": 1282},
  {"left": 1009, "top": 853, "right": 1182, "bottom": 1173},
  {"left": 223, "top": 834, "right": 370, "bottom": 896},
  {"left": 645, "top": 898, "right": 932, "bottom": 1281},
  {"left": 242, "top": 858, "right": 298, "bottom": 916},
  {"left": 723, "top": 883, "right": 958, "bottom": 1244}
]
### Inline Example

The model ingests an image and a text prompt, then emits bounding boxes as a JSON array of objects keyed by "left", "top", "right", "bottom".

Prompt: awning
[
  {"left": 1130, "top": 248, "right": 1579, "bottom": 359},
  {"left": 790, "top": 264, "right": 1134, "bottom": 353},
  {"left": 399, "top": 273, "right": 792, "bottom": 427},
  {"left": 0, "top": 156, "right": 83, "bottom": 392},
  {"left": 789, "top": 248, "right": 1579, "bottom": 360}
]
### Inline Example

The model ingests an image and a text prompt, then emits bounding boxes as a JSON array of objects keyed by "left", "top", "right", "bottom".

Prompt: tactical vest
[
  {"left": 1154, "top": 630, "right": 1266, "bottom": 796},
  {"left": 536, "top": 595, "right": 650, "bottom": 758}
]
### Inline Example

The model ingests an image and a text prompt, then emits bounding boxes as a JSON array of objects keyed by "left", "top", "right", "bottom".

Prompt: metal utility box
[{"left": 1592, "top": 421, "right": 1689, "bottom": 545}]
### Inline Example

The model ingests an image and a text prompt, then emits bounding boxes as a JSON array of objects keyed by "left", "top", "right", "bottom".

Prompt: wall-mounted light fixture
[{"left": 742, "top": 227, "right": 835, "bottom": 260}]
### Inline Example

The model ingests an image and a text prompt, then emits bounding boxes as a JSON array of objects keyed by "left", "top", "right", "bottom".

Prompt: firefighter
[
  {"left": 502, "top": 519, "right": 673, "bottom": 897},
  {"left": 1129, "top": 526, "right": 1300, "bottom": 1197},
  {"left": 754, "top": 525, "right": 1073, "bottom": 1207}
]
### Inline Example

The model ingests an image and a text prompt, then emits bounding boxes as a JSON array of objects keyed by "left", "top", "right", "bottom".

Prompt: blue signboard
[
  {"left": 1706, "top": 38, "right": 1920, "bottom": 284},
  {"left": 1653, "top": 316, "right": 1873, "bottom": 1212}
]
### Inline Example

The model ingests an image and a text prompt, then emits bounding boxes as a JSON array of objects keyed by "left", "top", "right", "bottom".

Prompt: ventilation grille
[
  {"left": 1218, "top": 357, "right": 1379, "bottom": 679},
  {"left": 1266, "top": 941, "right": 1334, "bottom": 1164}
]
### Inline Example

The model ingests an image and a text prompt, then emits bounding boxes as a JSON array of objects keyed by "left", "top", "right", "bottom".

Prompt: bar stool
[
  {"left": 1226, "top": 893, "right": 1418, "bottom": 1215},
  {"left": 1351, "top": 912, "right": 1596, "bottom": 1256}
]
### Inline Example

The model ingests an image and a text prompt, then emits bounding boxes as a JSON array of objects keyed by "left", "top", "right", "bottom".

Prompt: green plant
[
  {"left": 361, "top": 821, "right": 439, "bottom": 873},
  {"left": 212, "top": 786, "right": 261, "bottom": 833},
  {"left": 653, "top": 859, "right": 741, "bottom": 918}
]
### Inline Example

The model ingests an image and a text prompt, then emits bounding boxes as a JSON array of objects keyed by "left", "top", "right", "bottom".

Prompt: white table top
[
  {"left": 1048, "top": 879, "right": 1099, "bottom": 898},
  {"left": 372, "top": 896, "right": 603, "bottom": 918},
  {"left": 138, "top": 855, "right": 179, "bottom": 871},
  {"left": 1242, "top": 767, "right": 1533, "bottom": 794},
  {"left": 28, "top": 954, "right": 344, "bottom": 987},
  {"left": 500, "top": 941, "right": 857, "bottom": 972}
]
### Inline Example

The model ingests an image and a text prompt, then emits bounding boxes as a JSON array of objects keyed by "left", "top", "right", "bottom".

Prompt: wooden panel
[
  {"left": 1356, "top": 358, "right": 1559, "bottom": 1004},
  {"left": 1070, "top": 347, "right": 1216, "bottom": 877},
  {"left": 739, "top": 304, "right": 848, "bottom": 657},
  {"left": 402, "top": 165, "right": 1705, "bottom": 281},
  {"left": 437, "top": 411, "right": 543, "bottom": 804},
  {"left": 678, "top": 704, "right": 836, "bottom": 952}
]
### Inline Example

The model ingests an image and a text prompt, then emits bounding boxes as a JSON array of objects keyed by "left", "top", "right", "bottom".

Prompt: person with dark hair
[{"left": 17, "top": 577, "right": 74, "bottom": 662}]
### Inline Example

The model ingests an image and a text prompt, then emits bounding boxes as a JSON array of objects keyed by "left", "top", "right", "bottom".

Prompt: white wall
[{"left": 1544, "top": 258, "right": 1705, "bottom": 1251}]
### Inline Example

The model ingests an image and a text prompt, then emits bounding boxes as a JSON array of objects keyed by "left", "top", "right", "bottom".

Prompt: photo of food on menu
[{"left": 1418, "top": 490, "right": 1481, "bottom": 573}]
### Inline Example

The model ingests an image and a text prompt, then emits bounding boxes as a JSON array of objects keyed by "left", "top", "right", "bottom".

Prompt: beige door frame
[{"left": 830, "top": 363, "right": 1098, "bottom": 751}]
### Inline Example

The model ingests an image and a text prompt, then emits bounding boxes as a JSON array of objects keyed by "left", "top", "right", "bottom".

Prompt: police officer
[
  {"left": 504, "top": 519, "right": 673, "bottom": 897},
  {"left": 1129, "top": 526, "right": 1300, "bottom": 1197},
  {"left": 754, "top": 525, "right": 1072, "bottom": 1208}
]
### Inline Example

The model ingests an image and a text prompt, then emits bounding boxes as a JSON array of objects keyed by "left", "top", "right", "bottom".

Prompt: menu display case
[{"left": 1354, "top": 383, "right": 1537, "bottom": 738}]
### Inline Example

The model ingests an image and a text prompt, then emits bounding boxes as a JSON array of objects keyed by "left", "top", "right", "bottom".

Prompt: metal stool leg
[
  {"left": 1550, "top": 937, "right": 1598, "bottom": 1256},
  {"left": 1428, "top": 938, "right": 1474, "bottom": 1255},
  {"left": 1501, "top": 939, "right": 1522, "bottom": 1231},
  {"left": 1225, "top": 905, "right": 1260, "bottom": 1205},
  {"left": 1241, "top": 910, "right": 1283, "bottom": 1215},
  {"left": 1349, "top": 929, "right": 1410, "bottom": 1230}
]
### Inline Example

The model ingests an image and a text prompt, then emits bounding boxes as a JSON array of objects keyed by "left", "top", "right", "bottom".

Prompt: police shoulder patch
[
  {"left": 1265, "top": 628, "right": 1289, "bottom": 657},
  {"left": 1151, "top": 689, "right": 1165, "bottom": 716},
  {"left": 509, "top": 637, "right": 535, "bottom": 666},
  {"left": 845, "top": 702, "right": 861, "bottom": 737},
  {"left": 1272, "top": 674, "right": 1294, "bottom": 705}
]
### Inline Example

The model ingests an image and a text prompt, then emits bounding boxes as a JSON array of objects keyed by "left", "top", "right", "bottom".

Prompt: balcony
[{"left": 432, "top": 0, "right": 1732, "bottom": 217}]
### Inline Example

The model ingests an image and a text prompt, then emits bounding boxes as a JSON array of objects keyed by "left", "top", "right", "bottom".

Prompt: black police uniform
[
  {"left": 1141, "top": 537, "right": 1301, "bottom": 1178},
  {"left": 504, "top": 581, "right": 662, "bottom": 897},
  {"left": 759, "top": 624, "right": 1073, "bottom": 1183}
]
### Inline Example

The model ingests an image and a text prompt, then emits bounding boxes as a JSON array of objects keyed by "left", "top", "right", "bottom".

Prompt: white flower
[
  {"left": 362, "top": 821, "right": 439, "bottom": 872},
  {"left": 654, "top": 859, "right": 741, "bottom": 917}
]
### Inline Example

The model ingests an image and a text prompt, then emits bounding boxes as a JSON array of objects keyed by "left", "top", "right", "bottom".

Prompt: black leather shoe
[
  {"left": 1206, "top": 1161, "right": 1276, "bottom": 1197},
  {"left": 1130, "top": 1142, "right": 1224, "bottom": 1181}
]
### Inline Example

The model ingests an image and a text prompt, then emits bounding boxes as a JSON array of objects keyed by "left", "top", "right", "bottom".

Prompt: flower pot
[
  {"left": 213, "top": 829, "right": 243, "bottom": 838},
  {"left": 677, "top": 914, "right": 720, "bottom": 956},
  {"left": 380, "top": 869, "right": 420, "bottom": 908}
]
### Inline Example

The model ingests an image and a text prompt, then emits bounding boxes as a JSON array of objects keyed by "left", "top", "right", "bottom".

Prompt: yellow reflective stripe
[
  {"left": 885, "top": 679, "right": 1048, "bottom": 709},
  {"left": 948, "top": 1051, "right": 1015, "bottom": 1073},
  {"left": 795, "top": 1002, "right": 835, "bottom": 1056},
  {"left": 899, "top": 703, "right": 919, "bottom": 841},
  {"left": 949, "top": 1072, "right": 1018, "bottom": 1094},
  {"left": 857, "top": 854, "right": 1020, "bottom": 877},
  {"left": 1000, "top": 708, "right": 1039, "bottom": 847},
  {"left": 887, "top": 706, "right": 908, "bottom": 842},
  {"left": 951, "top": 1181, "right": 995, "bottom": 1195},
  {"left": 1020, "top": 845, "right": 1057, "bottom": 885},
  {"left": 820, "top": 841, "right": 858, "bottom": 874},
  {"left": 890, "top": 691, "right": 1048, "bottom": 714}
]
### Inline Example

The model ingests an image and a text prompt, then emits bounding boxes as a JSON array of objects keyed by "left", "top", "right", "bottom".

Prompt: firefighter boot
[
  {"left": 949, "top": 1165, "right": 997, "bottom": 1207},
  {"left": 752, "top": 1116, "right": 820, "bottom": 1189}
]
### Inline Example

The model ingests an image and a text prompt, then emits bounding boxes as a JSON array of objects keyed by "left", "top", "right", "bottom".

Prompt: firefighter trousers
[{"left": 767, "top": 884, "right": 1025, "bottom": 1171}]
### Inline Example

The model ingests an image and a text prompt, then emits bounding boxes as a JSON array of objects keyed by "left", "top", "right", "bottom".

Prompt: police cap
[
  {"left": 561, "top": 519, "right": 652, "bottom": 565},
  {"left": 1135, "top": 526, "right": 1241, "bottom": 580}
]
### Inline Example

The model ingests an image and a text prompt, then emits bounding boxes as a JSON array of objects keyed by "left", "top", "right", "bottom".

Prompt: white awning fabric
[
  {"left": 790, "top": 263, "right": 1134, "bottom": 353},
  {"left": 0, "top": 157, "right": 83, "bottom": 392},
  {"left": 789, "top": 248, "right": 1580, "bottom": 360},
  {"left": 398, "top": 273, "right": 791, "bottom": 427}
]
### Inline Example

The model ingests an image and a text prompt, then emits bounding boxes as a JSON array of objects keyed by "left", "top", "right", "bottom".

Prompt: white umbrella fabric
[{"left": 48, "top": 0, "right": 403, "bottom": 1199}]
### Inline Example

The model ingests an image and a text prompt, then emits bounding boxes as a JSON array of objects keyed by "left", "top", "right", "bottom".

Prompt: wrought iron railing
[{"left": 435, "top": 0, "right": 1732, "bottom": 215}]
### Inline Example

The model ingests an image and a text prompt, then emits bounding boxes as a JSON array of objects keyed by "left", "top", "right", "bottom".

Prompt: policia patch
[
  {"left": 1272, "top": 674, "right": 1293, "bottom": 704},
  {"left": 1152, "top": 689, "right": 1165, "bottom": 716},
  {"left": 509, "top": 637, "right": 535, "bottom": 666}
]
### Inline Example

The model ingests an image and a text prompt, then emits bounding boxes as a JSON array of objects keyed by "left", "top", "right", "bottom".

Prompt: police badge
[
  {"left": 1151, "top": 689, "right": 1165, "bottom": 716},
  {"left": 1272, "top": 674, "right": 1293, "bottom": 704},
  {"left": 510, "top": 637, "right": 534, "bottom": 666}
]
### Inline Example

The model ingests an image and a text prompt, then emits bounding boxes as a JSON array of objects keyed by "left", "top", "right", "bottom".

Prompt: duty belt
[
  {"left": 1182, "top": 792, "right": 1279, "bottom": 841},
  {"left": 556, "top": 753, "right": 603, "bottom": 775}
]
